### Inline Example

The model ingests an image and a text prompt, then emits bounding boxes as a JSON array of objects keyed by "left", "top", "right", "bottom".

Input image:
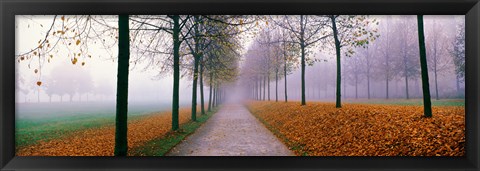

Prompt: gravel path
[{"left": 166, "top": 103, "right": 294, "bottom": 156}]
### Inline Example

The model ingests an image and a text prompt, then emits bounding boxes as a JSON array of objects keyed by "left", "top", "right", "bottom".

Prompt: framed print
[{"left": 1, "top": 0, "right": 479, "bottom": 170}]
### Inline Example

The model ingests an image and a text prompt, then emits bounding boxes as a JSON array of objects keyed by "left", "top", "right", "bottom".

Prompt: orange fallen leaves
[
  {"left": 16, "top": 107, "right": 196, "bottom": 156},
  {"left": 246, "top": 101, "right": 465, "bottom": 156}
]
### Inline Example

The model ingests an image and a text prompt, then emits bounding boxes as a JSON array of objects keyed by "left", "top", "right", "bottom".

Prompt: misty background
[{"left": 15, "top": 15, "right": 464, "bottom": 119}]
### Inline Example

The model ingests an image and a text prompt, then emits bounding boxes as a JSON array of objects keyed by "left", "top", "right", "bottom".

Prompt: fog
[
  {"left": 15, "top": 15, "right": 465, "bottom": 119},
  {"left": 239, "top": 15, "right": 465, "bottom": 102},
  {"left": 15, "top": 16, "right": 206, "bottom": 107}
]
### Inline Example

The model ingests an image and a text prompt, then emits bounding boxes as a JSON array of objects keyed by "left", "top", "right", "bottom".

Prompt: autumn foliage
[
  {"left": 16, "top": 107, "right": 198, "bottom": 156},
  {"left": 246, "top": 101, "right": 465, "bottom": 156}
]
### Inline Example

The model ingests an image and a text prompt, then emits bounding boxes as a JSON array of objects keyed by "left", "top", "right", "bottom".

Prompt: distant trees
[
  {"left": 273, "top": 15, "right": 329, "bottom": 105},
  {"left": 242, "top": 25, "right": 299, "bottom": 103},
  {"left": 375, "top": 16, "right": 396, "bottom": 100},
  {"left": 41, "top": 65, "right": 94, "bottom": 102},
  {"left": 343, "top": 53, "right": 363, "bottom": 99},
  {"left": 451, "top": 21, "right": 465, "bottom": 95},
  {"left": 129, "top": 15, "right": 246, "bottom": 127},
  {"left": 16, "top": 71, "right": 31, "bottom": 103},
  {"left": 425, "top": 19, "right": 453, "bottom": 100},
  {"left": 394, "top": 16, "right": 420, "bottom": 99},
  {"left": 182, "top": 15, "right": 248, "bottom": 121}
]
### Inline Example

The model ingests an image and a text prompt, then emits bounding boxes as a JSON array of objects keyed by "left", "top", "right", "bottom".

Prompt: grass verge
[
  {"left": 16, "top": 112, "right": 155, "bottom": 148},
  {"left": 128, "top": 107, "right": 219, "bottom": 156}
]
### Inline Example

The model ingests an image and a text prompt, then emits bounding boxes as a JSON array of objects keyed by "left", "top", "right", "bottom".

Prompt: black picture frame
[{"left": 1, "top": 0, "right": 479, "bottom": 170}]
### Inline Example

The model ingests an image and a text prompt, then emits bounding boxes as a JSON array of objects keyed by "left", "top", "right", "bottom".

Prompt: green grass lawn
[{"left": 15, "top": 102, "right": 171, "bottom": 148}]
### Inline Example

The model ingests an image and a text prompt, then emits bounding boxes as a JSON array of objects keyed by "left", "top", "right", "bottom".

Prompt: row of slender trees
[
  {"left": 16, "top": 15, "right": 251, "bottom": 155},
  {"left": 16, "top": 65, "right": 115, "bottom": 103},
  {"left": 243, "top": 15, "right": 464, "bottom": 119},
  {"left": 243, "top": 15, "right": 378, "bottom": 107},
  {"left": 245, "top": 16, "right": 464, "bottom": 101}
]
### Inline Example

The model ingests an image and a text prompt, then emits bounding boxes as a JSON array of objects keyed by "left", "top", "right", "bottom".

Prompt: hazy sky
[
  {"left": 16, "top": 15, "right": 197, "bottom": 104},
  {"left": 15, "top": 15, "right": 464, "bottom": 104}
]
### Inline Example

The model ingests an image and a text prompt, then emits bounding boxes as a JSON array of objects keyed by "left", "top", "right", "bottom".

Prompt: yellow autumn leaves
[
  {"left": 16, "top": 108, "right": 196, "bottom": 156},
  {"left": 247, "top": 101, "right": 465, "bottom": 156}
]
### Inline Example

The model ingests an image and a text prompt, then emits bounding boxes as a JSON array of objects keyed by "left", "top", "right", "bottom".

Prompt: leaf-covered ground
[
  {"left": 16, "top": 107, "right": 198, "bottom": 156},
  {"left": 246, "top": 101, "right": 465, "bottom": 156}
]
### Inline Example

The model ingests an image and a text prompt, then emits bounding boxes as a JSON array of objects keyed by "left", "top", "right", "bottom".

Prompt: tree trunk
[
  {"left": 432, "top": 24, "right": 440, "bottom": 100},
  {"left": 254, "top": 78, "right": 257, "bottom": 100},
  {"left": 114, "top": 14, "right": 129, "bottom": 156},
  {"left": 456, "top": 74, "right": 460, "bottom": 96},
  {"left": 200, "top": 58, "right": 205, "bottom": 115},
  {"left": 403, "top": 47, "right": 410, "bottom": 99},
  {"left": 267, "top": 73, "right": 270, "bottom": 101},
  {"left": 331, "top": 16, "right": 342, "bottom": 108},
  {"left": 171, "top": 15, "right": 180, "bottom": 130},
  {"left": 259, "top": 76, "right": 262, "bottom": 100},
  {"left": 208, "top": 73, "right": 213, "bottom": 111},
  {"left": 284, "top": 44, "right": 288, "bottom": 102},
  {"left": 434, "top": 69, "right": 439, "bottom": 100},
  {"left": 300, "top": 44, "right": 306, "bottom": 105},
  {"left": 263, "top": 75, "right": 266, "bottom": 101},
  {"left": 191, "top": 54, "right": 199, "bottom": 121},
  {"left": 212, "top": 83, "right": 217, "bottom": 107},
  {"left": 275, "top": 68, "right": 278, "bottom": 102},
  {"left": 417, "top": 15, "right": 433, "bottom": 117},
  {"left": 343, "top": 73, "right": 346, "bottom": 99}
]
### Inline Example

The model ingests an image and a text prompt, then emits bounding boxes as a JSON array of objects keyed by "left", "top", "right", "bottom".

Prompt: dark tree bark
[
  {"left": 330, "top": 15, "right": 342, "bottom": 108},
  {"left": 114, "top": 14, "right": 130, "bottom": 156},
  {"left": 208, "top": 73, "right": 213, "bottom": 111},
  {"left": 212, "top": 83, "right": 217, "bottom": 107},
  {"left": 417, "top": 15, "right": 433, "bottom": 117},
  {"left": 191, "top": 55, "right": 199, "bottom": 121},
  {"left": 171, "top": 15, "right": 181, "bottom": 130},
  {"left": 190, "top": 16, "right": 201, "bottom": 121},
  {"left": 300, "top": 15, "right": 306, "bottom": 106},
  {"left": 300, "top": 44, "right": 306, "bottom": 105},
  {"left": 199, "top": 58, "right": 205, "bottom": 115}
]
